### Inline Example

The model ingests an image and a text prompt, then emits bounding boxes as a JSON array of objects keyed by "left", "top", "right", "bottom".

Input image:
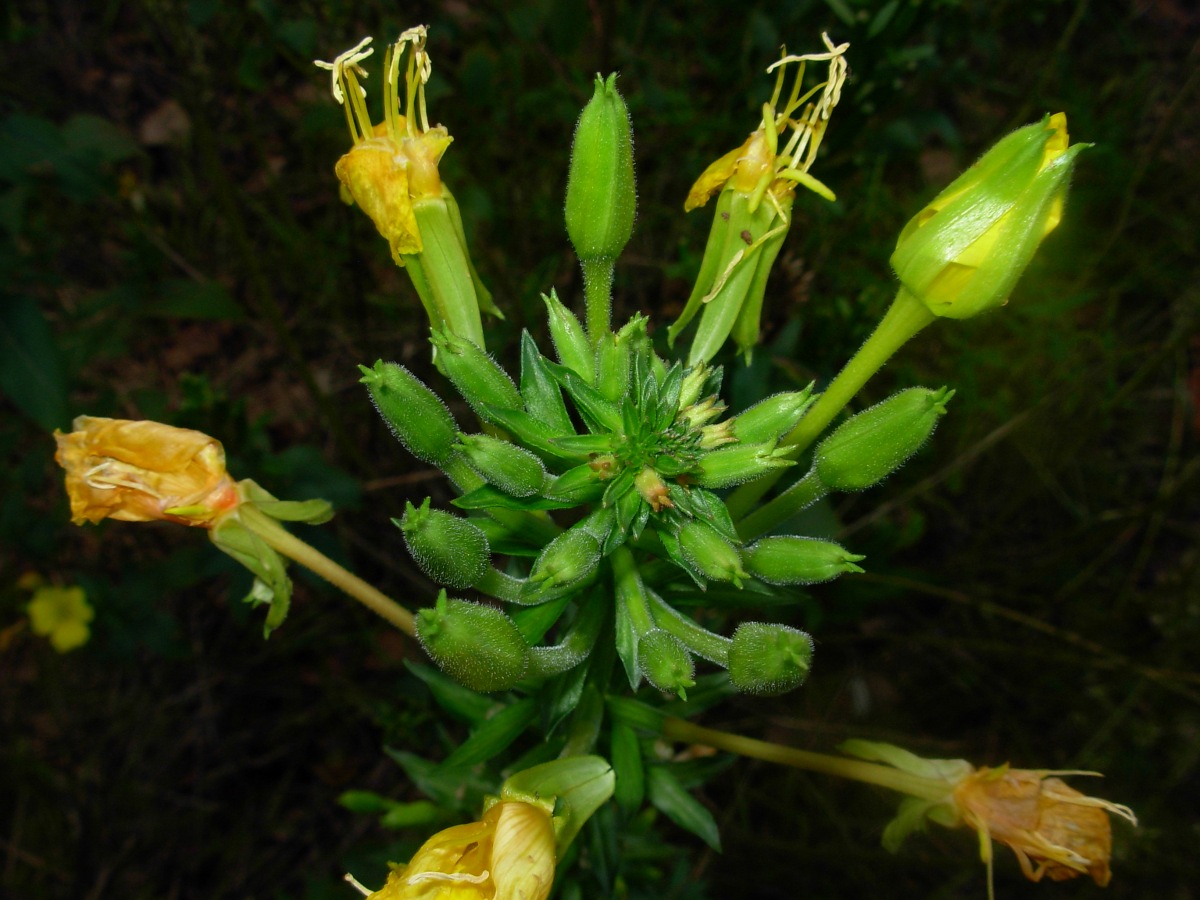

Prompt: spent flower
[{"left": 670, "top": 34, "right": 849, "bottom": 364}]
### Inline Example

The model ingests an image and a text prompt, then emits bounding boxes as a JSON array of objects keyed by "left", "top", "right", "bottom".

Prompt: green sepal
[
  {"left": 441, "top": 697, "right": 538, "bottom": 769},
  {"left": 520, "top": 330, "right": 574, "bottom": 433},
  {"left": 542, "top": 289, "right": 594, "bottom": 382},
  {"left": 404, "top": 196, "right": 487, "bottom": 348},
  {"left": 545, "top": 359, "right": 624, "bottom": 434},
  {"left": 729, "top": 198, "right": 792, "bottom": 363},
  {"left": 209, "top": 514, "right": 293, "bottom": 637},
  {"left": 441, "top": 186, "right": 503, "bottom": 320},
  {"left": 668, "top": 188, "right": 734, "bottom": 347},
  {"left": 499, "top": 755, "right": 615, "bottom": 854}
]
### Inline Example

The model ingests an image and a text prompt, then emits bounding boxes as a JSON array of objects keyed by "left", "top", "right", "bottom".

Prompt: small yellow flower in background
[
  {"left": 28, "top": 585, "right": 94, "bottom": 653},
  {"left": 366, "top": 800, "right": 555, "bottom": 900},
  {"left": 54, "top": 416, "right": 239, "bottom": 528}
]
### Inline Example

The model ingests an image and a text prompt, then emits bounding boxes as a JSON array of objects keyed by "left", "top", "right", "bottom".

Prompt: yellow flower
[
  {"left": 315, "top": 28, "right": 451, "bottom": 265},
  {"left": 684, "top": 33, "right": 849, "bottom": 213},
  {"left": 368, "top": 801, "right": 555, "bottom": 900},
  {"left": 890, "top": 113, "right": 1089, "bottom": 319},
  {"left": 953, "top": 764, "right": 1134, "bottom": 887},
  {"left": 54, "top": 416, "right": 239, "bottom": 527},
  {"left": 28, "top": 585, "right": 94, "bottom": 653}
]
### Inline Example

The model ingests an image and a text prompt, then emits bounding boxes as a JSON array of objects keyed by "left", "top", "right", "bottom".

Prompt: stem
[
  {"left": 661, "top": 717, "right": 949, "bottom": 802},
  {"left": 736, "top": 466, "right": 828, "bottom": 540},
  {"left": 612, "top": 547, "right": 655, "bottom": 635},
  {"left": 239, "top": 506, "right": 415, "bottom": 636},
  {"left": 726, "top": 287, "right": 934, "bottom": 520},
  {"left": 582, "top": 257, "right": 615, "bottom": 346},
  {"left": 645, "top": 590, "right": 731, "bottom": 666}
]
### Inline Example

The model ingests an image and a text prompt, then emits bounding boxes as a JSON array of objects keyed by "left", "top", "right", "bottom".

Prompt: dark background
[{"left": 1, "top": 0, "right": 1196, "bottom": 897}]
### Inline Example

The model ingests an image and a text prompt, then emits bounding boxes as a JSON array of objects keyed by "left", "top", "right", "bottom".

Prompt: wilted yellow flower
[
  {"left": 315, "top": 28, "right": 451, "bottom": 264},
  {"left": 28, "top": 585, "right": 94, "bottom": 652},
  {"left": 953, "top": 764, "right": 1134, "bottom": 887},
  {"left": 368, "top": 800, "right": 555, "bottom": 900},
  {"left": 54, "top": 416, "right": 239, "bottom": 527},
  {"left": 839, "top": 740, "right": 1136, "bottom": 893},
  {"left": 684, "top": 33, "right": 848, "bottom": 213}
]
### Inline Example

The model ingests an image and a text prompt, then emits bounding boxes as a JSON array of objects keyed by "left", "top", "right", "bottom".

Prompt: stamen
[
  {"left": 407, "top": 869, "right": 490, "bottom": 885},
  {"left": 313, "top": 36, "right": 374, "bottom": 104},
  {"left": 342, "top": 873, "right": 372, "bottom": 896}
]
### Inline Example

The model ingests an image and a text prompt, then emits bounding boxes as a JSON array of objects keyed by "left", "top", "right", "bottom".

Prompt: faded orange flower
[
  {"left": 54, "top": 416, "right": 239, "bottom": 527},
  {"left": 954, "top": 764, "right": 1134, "bottom": 887}
]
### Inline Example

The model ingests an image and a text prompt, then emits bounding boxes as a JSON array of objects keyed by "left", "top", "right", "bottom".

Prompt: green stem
[
  {"left": 582, "top": 257, "right": 615, "bottom": 347},
  {"left": 645, "top": 590, "right": 731, "bottom": 666},
  {"left": 612, "top": 547, "right": 654, "bottom": 635},
  {"left": 239, "top": 506, "right": 415, "bottom": 636},
  {"left": 476, "top": 568, "right": 525, "bottom": 603},
  {"left": 726, "top": 287, "right": 934, "bottom": 520},
  {"left": 661, "top": 717, "right": 948, "bottom": 802},
  {"left": 736, "top": 466, "right": 828, "bottom": 540}
]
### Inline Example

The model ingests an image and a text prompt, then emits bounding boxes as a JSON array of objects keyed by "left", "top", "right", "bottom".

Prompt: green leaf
[
  {"left": 0, "top": 295, "right": 70, "bottom": 430},
  {"left": 441, "top": 698, "right": 538, "bottom": 768},
  {"left": 404, "top": 660, "right": 494, "bottom": 724},
  {"left": 453, "top": 484, "right": 578, "bottom": 511},
  {"left": 153, "top": 279, "right": 246, "bottom": 320},
  {"left": 646, "top": 765, "right": 721, "bottom": 851},
  {"left": 384, "top": 749, "right": 493, "bottom": 812},
  {"left": 611, "top": 722, "right": 645, "bottom": 813}
]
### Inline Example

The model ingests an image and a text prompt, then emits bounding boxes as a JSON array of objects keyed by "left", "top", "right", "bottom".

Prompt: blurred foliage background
[{"left": 2, "top": 0, "right": 1197, "bottom": 897}]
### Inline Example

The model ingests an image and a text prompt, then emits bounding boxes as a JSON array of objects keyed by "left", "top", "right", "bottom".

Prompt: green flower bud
[
  {"left": 565, "top": 73, "right": 636, "bottom": 264},
  {"left": 891, "top": 113, "right": 1089, "bottom": 319},
  {"left": 416, "top": 592, "right": 529, "bottom": 692},
  {"left": 693, "top": 440, "right": 795, "bottom": 489},
  {"left": 814, "top": 387, "right": 953, "bottom": 492},
  {"left": 728, "top": 622, "right": 813, "bottom": 695},
  {"left": 637, "top": 629, "right": 695, "bottom": 699},
  {"left": 525, "top": 525, "right": 602, "bottom": 601},
  {"left": 542, "top": 289, "right": 594, "bottom": 383},
  {"left": 430, "top": 328, "right": 523, "bottom": 414},
  {"left": 742, "top": 536, "right": 865, "bottom": 585},
  {"left": 731, "top": 388, "right": 816, "bottom": 444},
  {"left": 678, "top": 520, "right": 747, "bottom": 586},
  {"left": 454, "top": 433, "right": 548, "bottom": 498},
  {"left": 398, "top": 498, "right": 490, "bottom": 589},
  {"left": 359, "top": 360, "right": 458, "bottom": 466},
  {"left": 594, "top": 314, "right": 648, "bottom": 402}
]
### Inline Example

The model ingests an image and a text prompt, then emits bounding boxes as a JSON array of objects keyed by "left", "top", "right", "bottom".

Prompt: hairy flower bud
[
  {"left": 731, "top": 388, "right": 816, "bottom": 443},
  {"left": 814, "top": 387, "right": 952, "bottom": 492},
  {"left": 431, "top": 329, "right": 524, "bottom": 414},
  {"left": 742, "top": 535, "right": 865, "bottom": 585},
  {"left": 360, "top": 360, "right": 458, "bottom": 466},
  {"left": 416, "top": 592, "right": 529, "bottom": 692},
  {"left": 565, "top": 74, "right": 636, "bottom": 264},
  {"left": 693, "top": 440, "right": 795, "bottom": 489},
  {"left": 637, "top": 629, "right": 696, "bottom": 699},
  {"left": 525, "top": 526, "right": 602, "bottom": 601},
  {"left": 455, "top": 433, "right": 548, "bottom": 497},
  {"left": 728, "top": 621, "right": 813, "bottom": 695},
  {"left": 678, "top": 520, "right": 747, "bottom": 586},
  {"left": 398, "top": 498, "right": 490, "bottom": 589}
]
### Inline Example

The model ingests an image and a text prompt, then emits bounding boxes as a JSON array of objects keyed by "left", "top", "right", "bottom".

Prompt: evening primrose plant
[{"left": 50, "top": 25, "right": 1134, "bottom": 897}]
